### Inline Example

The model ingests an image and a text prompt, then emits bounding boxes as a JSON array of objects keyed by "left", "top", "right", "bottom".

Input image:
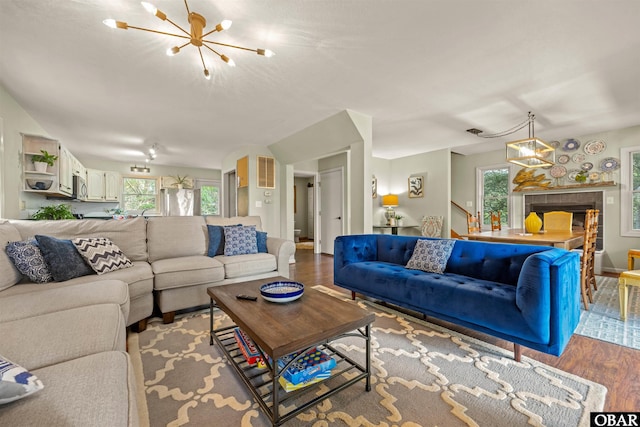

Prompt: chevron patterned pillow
[{"left": 72, "top": 237, "right": 133, "bottom": 275}]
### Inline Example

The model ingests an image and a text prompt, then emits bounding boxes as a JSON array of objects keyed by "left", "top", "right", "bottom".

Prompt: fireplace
[{"left": 524, "top": 191, "right": 604, "bottom": 250}]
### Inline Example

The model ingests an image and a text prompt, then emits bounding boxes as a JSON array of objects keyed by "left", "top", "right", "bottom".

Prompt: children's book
[{"left": 277, "top": 347, "right": 336, "bottom": 385}]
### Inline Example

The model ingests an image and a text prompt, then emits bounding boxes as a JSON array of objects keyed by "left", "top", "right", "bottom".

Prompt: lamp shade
[{"left": 382, "top": 194, "right": 399, "bottom": 207}]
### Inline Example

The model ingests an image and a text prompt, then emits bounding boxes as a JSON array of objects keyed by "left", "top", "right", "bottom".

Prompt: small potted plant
[
  {"left": 172, "top": 175, "right": 191, "bottom": 190},
  {"left": 575, "top": 170, "right": 588, "bottom": 184},
  {"left": 31, "top": 204, "right": 75, "bottom": 220},
  {"left": 395, "top": 214, "right": 404, "bottom": 226},
  {"left": 31, "top": 149, "right": 58, "bottom": 173}
]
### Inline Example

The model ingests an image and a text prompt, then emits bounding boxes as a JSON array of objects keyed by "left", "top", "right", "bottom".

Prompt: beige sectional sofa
[{"left": 0, "top": 215, "right": 294, "bottom": 425}]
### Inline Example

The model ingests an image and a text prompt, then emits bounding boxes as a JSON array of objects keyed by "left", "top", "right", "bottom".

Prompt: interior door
[
  {"left": 320, "top": 168, "right": 343, "bottom": 255},
  {"left": 224, "top": 171, "right": 237, "bottom": 217}
]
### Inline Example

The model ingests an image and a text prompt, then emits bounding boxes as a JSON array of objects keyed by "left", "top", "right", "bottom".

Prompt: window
[
  {"left": 122, "top": 177, "right": 159, "bottom": 213},
  {"left": 195, "top": 179, "right": 220, "bottom": 216},
  {"left": 620, "top": 146, "right": 640, "bottom": 236},
  {"left": 477, "top": 166, "right": 510, "bottom": 226}
]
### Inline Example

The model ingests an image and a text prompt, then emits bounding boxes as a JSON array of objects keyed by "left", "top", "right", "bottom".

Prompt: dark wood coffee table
[{"left": 208, "top": 277, "right": 375, "bottom": 426}]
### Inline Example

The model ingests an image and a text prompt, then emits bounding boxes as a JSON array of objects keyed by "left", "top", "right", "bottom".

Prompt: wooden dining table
[{"left": 461, "top": 228, "right": 585, "bottom": 250}]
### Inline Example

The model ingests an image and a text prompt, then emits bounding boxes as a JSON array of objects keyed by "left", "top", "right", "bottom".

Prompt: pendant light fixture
[{"left": 104, "top": 1, "right": 274, "bottom": 80}]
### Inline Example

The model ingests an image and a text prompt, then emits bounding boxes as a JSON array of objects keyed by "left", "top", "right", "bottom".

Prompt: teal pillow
[
  {"left": 35, "top": 235, "right": 94, "bottom": 282},
  {"left": 406, "top": 239, "right": 455, "bottom": 274},
  {"left": 257, "top": 231, "right": 268, "bottom": 253},
  {"left": 206, "top": 225, "right": 225, "bottom": 257}
]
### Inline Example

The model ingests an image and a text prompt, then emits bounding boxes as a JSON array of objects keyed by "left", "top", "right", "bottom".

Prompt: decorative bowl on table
[
  {"left": 26, "top": 179, "right": 53, "bottom": 190},
  {"left": 260, "top": 281, "right": 304, "bottom": 303}
]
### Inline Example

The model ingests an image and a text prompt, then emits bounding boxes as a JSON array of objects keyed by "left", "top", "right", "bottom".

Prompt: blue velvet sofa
[{"left": 334, "top": 234, "right": 581, "bottom": 360}]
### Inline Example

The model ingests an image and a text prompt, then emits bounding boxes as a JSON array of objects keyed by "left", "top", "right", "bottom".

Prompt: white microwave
[{"left": 72, "top": 175, "right": 87, "bottom": 201}]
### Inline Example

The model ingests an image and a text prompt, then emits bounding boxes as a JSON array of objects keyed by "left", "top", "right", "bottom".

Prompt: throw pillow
[
  {"left": 5, "top": 239, "right": 53, "bottom": 283},
  {"left": 72, "top": 237, "right": 133, "bottom": 275},
  {"left": 223, "top": 225, "right": 258, "bottom": 256},
  {"left": 406, "top": 239, "right": 456, "bottom": 274},
  {"left": 206, "top": 225, "right": 225, "bottom": 257},
  {"left": 35, "top": 235, "right": 94, "bottom": 282},
  {"left": 257, "top": 231, "right": 268, "bottom": 253},
  {"left": 0, "top": 354, "right": 44, "bottom": 404}
]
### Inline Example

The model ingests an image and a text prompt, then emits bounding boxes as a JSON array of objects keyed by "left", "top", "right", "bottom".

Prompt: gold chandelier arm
[
  {"left": 202, "top": 43, "right": 223, "bottom": 59},
  {"left": 184, "top": 0, "right": 191, "bottom": 15},
  {"left": 202, "top": 39, "right": 257, "bottom": 53},
  {"left": 201, "top": 28, "right": 221, "bottom": 39},
  {"left": 164, "top": 18, "right": 190, "bottom": 37},
  {"left": 197, "top": 46, "right": 208, "bottom": 68},
  {"left": 127, "top": 25, "right": 191, "bottom": 41}
]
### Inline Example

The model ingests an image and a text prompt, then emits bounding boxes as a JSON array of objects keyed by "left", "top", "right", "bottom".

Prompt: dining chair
[
  {"left": 579, "top": 209, "right": 599, "bottom": 310},
  {"left": 543, "top": 211, "right": 573, "bottom": 232},
  {"left": 490, "top": 211, "right": 501, "bottom": 231},
  {"left": 467, "top": 212, "right": 481, "bottom": 234}
]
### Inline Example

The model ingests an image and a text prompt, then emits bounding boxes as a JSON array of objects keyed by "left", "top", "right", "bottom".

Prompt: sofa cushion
[
  {"left": 35, "top": 235, "right": 94, "bottom": 282},
  {"left": 206, "top": 225, "right": 225, "bottom": 257},
  {"left": 0, "top": 221, "right": 23, "bottom": 291},
  {"left": 215, "top": 253, "right": 277, "bottom": 279},
  {"left": 147, "top": 216, "right": 207, "bottom": 262},
  {"left": 406, "top": 239, "right": 455, "bottom": 274},
  {"left": 0, "top": 351, "right": 138, "bottom": 427},
  {"left": 5, "top": 240, "right": 53, "bottom": 283},
  {"left": 72, "top": 237, "right": 133, "bottom": 275},
  {"left": 223, "top": 225, "right": 258, "bottom": 256},
  {"left": 0, "top": 354, "right": 44, "bottom": 404},
  {"left": 10, "top": 217, "right": 148, "bottom": 262},
  {"left": 152, "top": 256, "right": 225, "bottom": 290},
  {"left": 0, "top": 304, "right": 126, "bottom": 371}
]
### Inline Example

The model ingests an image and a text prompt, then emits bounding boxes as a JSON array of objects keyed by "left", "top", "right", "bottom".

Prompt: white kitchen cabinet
[
  {"left": 104, "top": 171, "right": 121, "bottom": 201},
  {"left": 57, "top": 145, "right": 73, "bottom": 196},
  {"left": 87, "top": 169, "right": 120, "bottom": 201}
]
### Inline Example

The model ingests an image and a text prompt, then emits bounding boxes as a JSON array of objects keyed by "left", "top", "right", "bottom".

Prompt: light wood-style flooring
[{"left": 289, "top": 250, "right": 640, "bottom": 412}]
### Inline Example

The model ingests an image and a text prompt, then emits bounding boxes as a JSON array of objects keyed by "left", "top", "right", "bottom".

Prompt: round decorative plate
[
  {"left": 600, "top": 157, "right": 620, "bottom": 172},
  {"left": 584, "top": 139, "right": 606, "bottom": 155},
  {"left": 572, "top": 153, "right": 586, "bottom": 163},
  {"left": 549, "top": 165, "right": 567, "bottom": 178},
  {"left": 589, "top": 172, "right": 601, "bottom": 182},
  {"left": 562, "top": 138, "right": 581, "bottom": 151},
  {"left": 260, "top": 281, "right": 304, "bottom": 303},
  {"left": 581, "top": 162, "right": 593, "bottom": 171},
  {"left": 548, "top": 140, "right": 561, "bottom": 149},
  {"left": 557, "top": 154, "right": 570, "bottom": 164},
  {"left": 567, "top": 169, "right": 582, "bottom": 182}
]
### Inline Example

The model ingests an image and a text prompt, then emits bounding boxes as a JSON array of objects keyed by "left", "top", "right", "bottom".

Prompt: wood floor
[{"left": 289, "top": 250, "right": 640, "bottom": 412}]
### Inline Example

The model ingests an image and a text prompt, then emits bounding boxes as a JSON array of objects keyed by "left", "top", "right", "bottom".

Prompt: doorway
[
  {"left": 320, "top": 168, "right": 344, "bottom": 255},
  {"left": 224, "top": 170, "right": 236, "bottom": 217}
]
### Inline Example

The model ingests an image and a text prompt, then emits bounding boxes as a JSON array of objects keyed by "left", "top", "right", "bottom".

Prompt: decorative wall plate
[
  {"left": 549, "top": 165, "right": 567, "bottom": 178},
  {"left": 584, "top": 140, "right": 606, "bottom": 155},
  {"left": 548, "top": 140, "right": 561, "bottom": 149},
  {"left": 572, "top": 153, "right": 586, "bottom": 163},
  {"left": 581, "top": 162, "right": 593, "bottom": 171},
  {"left": 557, "top": 154, "right": 570, "bottom": 164},
  {"left": 600, "top": 157, "right": 620, "bottom": 172},
  {"left": 562, "top": 138, "right": 581, "bottom": 151},
  {"left": 589, "top": 172, "right": 601, "bottom": 182}
]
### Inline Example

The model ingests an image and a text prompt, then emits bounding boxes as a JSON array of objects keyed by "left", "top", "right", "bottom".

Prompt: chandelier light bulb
[
  {"left": 204, "top": 69, "right": 211, "bottom": 80},
  {"left": 166, "top": 46, "right": 180, "bottom": 56},
  {"left": 141, "top": 2, "right": 157, "bottom": 15},
  {"left": 257, "top": 49, "right": 275, "bottom": 57},
  {"left": 221, "top": 55, "right": 236, "bottom": 67},
  {"left": 221, "top": 20, "right": 232, "bottom": 30},
  {"left": 103, "top": 19, "right": 116, "bottom": 28}
]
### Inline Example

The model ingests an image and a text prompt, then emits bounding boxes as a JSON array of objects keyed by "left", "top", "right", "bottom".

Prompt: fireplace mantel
[{"left": 513, "top": 181, "right": 616, "bottom": 193}]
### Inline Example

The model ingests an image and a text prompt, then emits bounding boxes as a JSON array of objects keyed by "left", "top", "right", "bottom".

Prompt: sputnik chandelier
[{"left": 104, "top": 1, "right": 274, "bottom": 80}]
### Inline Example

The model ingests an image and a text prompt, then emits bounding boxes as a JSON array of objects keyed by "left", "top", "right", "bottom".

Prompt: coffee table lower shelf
[{"left": 210, "top": 320, "right": 371, "bottom": 426}]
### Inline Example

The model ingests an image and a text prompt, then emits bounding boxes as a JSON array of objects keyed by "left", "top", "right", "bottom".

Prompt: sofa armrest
[
  {"left": 334, "top": 235, "right": 379, "bottom": 271},
  {"left": 266, "top": 237, "right": 295, "bottom": 278}
]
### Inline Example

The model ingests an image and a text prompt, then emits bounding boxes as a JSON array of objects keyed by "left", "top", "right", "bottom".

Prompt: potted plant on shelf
[
  {"left": 31, "top": 149, "right": 58, "bottom": 173},
  {"left": 31, "top": 204, "right": 75, "bottom": 220},
  {"left": 172, "top": 175, "right": 191, "bottom": 190},
  {"left": 395, "top": 215, "right": 404, "bottom": 226}
]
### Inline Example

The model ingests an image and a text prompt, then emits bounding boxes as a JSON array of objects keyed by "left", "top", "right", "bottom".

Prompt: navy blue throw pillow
[
  {"left": 206, "top": 225, "right": 225, "bottom": 257},
  {"left": 35, "top": 235, "right": 94, "bottom": 282},
  {"left": 257, "top": 231, "right": 268, "bottom": 253}
]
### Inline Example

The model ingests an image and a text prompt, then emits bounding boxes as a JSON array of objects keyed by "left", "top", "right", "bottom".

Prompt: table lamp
[{"left": 382, "top": 194, "right": 399, "bottom": 225}]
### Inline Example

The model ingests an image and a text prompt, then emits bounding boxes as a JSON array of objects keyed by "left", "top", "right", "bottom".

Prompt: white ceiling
[{"left": 1, "top": 1, "right": 640, "bottom": 170}]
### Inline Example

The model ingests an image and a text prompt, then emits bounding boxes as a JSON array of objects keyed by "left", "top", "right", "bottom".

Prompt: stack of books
[{"left": 233, "top": 327, "right": 270, "bottom": 369}]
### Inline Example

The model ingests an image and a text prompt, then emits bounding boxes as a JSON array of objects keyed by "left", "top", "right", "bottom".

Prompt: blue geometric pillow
[
  {"left": 35, "top": 235, "right": 94, "bottom": 282},
  {"left": 5, "top": 239, "right": 53, "bottom": 283},
  {"left": 0, "top": 354, "right": 44, "bottom": 404},
  {"left": 257, "top": 231, "right": 268, "bottom": 253},
  {"left": 223, "top": 225, "right": 258, "bottom": 256},
  {"left": 406, "top": 239, "right": 455, "bottom": 274}
]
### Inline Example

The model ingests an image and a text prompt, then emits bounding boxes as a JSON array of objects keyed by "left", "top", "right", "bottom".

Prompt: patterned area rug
[
  {"left": 129, "top": 287, "right": 606, "bottom": 427},
  {"left": 295, "top": 241, "right": 314, "bottom": 250},
  {"left": 575, "top": 276, "right": 640, "bottom": 349}
]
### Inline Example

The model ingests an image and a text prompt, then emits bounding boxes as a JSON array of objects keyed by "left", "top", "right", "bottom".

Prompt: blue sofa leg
[
  {"left": 351, "top": 291, "right": 356, "bottom": 300},
  {"left": 514, "top": 344, "right": 521, "bottom": 362}
]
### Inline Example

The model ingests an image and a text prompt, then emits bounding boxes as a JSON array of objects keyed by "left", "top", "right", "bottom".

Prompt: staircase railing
[{"left": 451, "top": 200, "right": 472, "bottom": 238}]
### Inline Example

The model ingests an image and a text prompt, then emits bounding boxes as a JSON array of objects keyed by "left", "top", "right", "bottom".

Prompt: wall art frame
[{"left": 408, "top": 175, "right": 424, "bottom": 198}]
